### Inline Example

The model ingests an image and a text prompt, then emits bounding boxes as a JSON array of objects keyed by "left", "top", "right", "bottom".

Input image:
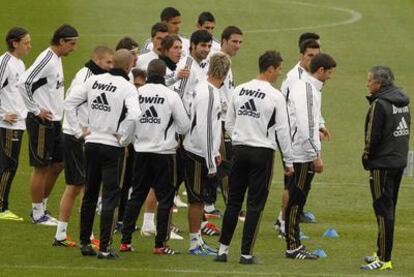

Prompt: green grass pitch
[{"left": 0, "top": 0, "right": 413, "bottom": 276}]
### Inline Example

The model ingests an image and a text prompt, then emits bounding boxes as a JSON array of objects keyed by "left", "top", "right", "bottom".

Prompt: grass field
[{"left": 0, "top": 0, "right": 414, "bottom": 276}]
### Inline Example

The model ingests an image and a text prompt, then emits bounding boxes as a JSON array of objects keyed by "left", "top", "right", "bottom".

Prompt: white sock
[
  {"left": 204, "top": 204, "right": 215, "bottom": 213},
  {"left": 142, "top": 213, "right": 155, "bottom": 230},
  {"left": 278, "top": 211, "right": 283, "bottom": 222},
  {"left": 32, "top": 203, "right": 44, "bottom": 220},
  {"left": 189, "top": 232, "right": 200, "bottom": 250},
  {"left": 241, "top": 254, "right": 252, "bottom": 259},
  {"left": 42, "top": 198, "right": 48, "bottom": 211},
  {"left": 280, "top": 221, "right": 285, "bottom": 233},
  {"left": 218, "top": 243, "right": 229, "bottom": 255},
  {"left": 197, "top": 230, "right": 204, "bottom": 245},
  {"left": 55, "top": 221, "right": 68, "bottom": 241},
  {"left": 201, "top": 221, "right": 208, "bottom": 229}
]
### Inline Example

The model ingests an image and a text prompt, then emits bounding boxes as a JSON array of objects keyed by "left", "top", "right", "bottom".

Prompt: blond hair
[{"left": 207, "top": 52, "right": 231, "bottom": 79}]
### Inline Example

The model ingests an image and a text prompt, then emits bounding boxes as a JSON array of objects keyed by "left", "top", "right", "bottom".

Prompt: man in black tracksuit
[{"left": 360, "top": 66, "right": 410, "bottom": 271}]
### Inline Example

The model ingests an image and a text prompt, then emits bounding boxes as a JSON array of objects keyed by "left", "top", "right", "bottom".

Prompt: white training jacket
[
  {"left": 135, "top": 50, "right": 158, "bottom": 72},
  {"left": 18, "top": 48, "right": 64, "bottom": 121},
  {"left": 288, "top": 75, "right": 323, "bottom": 162},
  {"left": 141, "top": 35, "right": 190, "bottom": 58},
  {"left": 134, "top": 80, "right": 190, "bottom": 154},
  {"left": 183, "top": 80, "right": 222, "bottom": 174},
  {"left": 0, "top": 52, "right": 27, "bottom": 130},
  {"left": 226, "top": 79, "right": 293, "bottom": 166},
  {"left": 64, "top": 69, "right": 141, "bottom": 147},
  {"left": 173, "top": 55, "right": 206, "bottom": 114},
  {"left": 62, "top": 60, "right": 108, "bottom": 136}
]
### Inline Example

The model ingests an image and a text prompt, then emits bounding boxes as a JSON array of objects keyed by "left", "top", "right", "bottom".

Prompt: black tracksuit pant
[
  {"left": 369, "top": 168, "right": 403, "bottom": 262},
  {"left": 219, "top": 145, "right": 274, "bottom": 255},
  {"left": 0, "top": 128, "right": 23, "bottom": 212},
  {"left": 80, "top": 143, "right": 126, "bottom": 252},
  {"left": 121, "top": 152, "right": 175, "bottom": 248},
  {"left": 117, "top": 144, "right": 135, "bottom": 222},
  {"left": 285, "top": 162, "right": 315, "bottom": 251}
]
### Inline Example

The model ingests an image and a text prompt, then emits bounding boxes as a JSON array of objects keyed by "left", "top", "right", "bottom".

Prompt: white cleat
[
  {"left": 170, "top": 230, "right": 184, "bottom": 240},
  {"left": 140, "top": 227, "right": 156, "bottom": 237},
  {"left": 174, "top": 195, "right": 188, "bottom": 208}
]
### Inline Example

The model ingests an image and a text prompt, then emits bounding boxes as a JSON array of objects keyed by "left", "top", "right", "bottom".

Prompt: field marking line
[
  {"left": 0, "top": 264, "right": 404, "bottom": 277},
  {"left": 29, "top": 1, "right": 362, "bottom": 37}
]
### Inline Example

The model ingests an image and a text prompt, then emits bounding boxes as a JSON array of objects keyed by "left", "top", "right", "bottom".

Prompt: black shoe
[
  {"left": 285, "top": 245, "right": 318, "bottom": 260},
  {"left": 97, "top": 249, "right": 120, "bottom": 260},
  {"left": 214, "top": 253, "right": 228, "bottom": 263},
  {"left": 239, "top": 256, "right": 261, "bottom": 265},
  {"left": 80, "top": 244, "right": 97, "bottom": 256}
]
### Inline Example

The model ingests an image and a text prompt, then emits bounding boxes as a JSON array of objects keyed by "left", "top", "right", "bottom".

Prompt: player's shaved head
[
  {"left": 113, "top": 49, "right": 133, "bottom": 70},
  {"left": 147, "top": 59, "right": 166, "bottom": 77},
  {"left": 92, "top": 46, "right": 113, "bottom": 59}
]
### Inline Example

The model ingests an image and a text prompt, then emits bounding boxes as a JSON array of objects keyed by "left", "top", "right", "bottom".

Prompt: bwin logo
[
  {"left": 393, "top": 117, "right": 409, "bottom": 137},
  {"left": 91, "top": 93, "right": 111, "bottom": 112},
  {"left": 140, "top": 106, "right": 161, "bottom": 124},
  {"left": 238, "top": 99, "right": 260, "bottom": 118}
]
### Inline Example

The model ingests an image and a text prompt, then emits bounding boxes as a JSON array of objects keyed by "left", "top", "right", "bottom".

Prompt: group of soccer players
[{"left": 0, "top": 6, "right": 405, "bottom": 271}]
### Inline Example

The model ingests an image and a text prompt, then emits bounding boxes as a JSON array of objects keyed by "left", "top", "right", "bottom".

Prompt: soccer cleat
[
  {"left": 360, "top": 260, "right": 392, "bottom": 270},
  {"left": 30, "top": 214, "right": 57, "bottom": 226},
  {"left": 0, "top": 210, "right": 23, "bottom": 221},
  {"left": 170, "top": 230, "right": 184, "bottom": 240},
  {"left": 52, "top": 237, "right": 77, "bottom": 247},
  {"left": 153, "top": 246, "right": 179, "bottom": 255},
  {"left": 44, "top": 210, "right": 58, "bottom": 223},
  {"left": 239, "top": 256, "right": 262, "bottom": 265},
  {"left": 91, "top": 238, "right": 100, "bottom": 250},
  {"left": 172, "top": 204, "right": 178, "bottom": 213},
  {"left": 188, "top": 245, "right": 216, "bottom": 256},
  {"left": 238, "top": 210, "right": 246, "bottom": 222},
  {"left": 213, "top": 253, "right": 228, "bottom": 262},
  {"left": 80, "top": 244, "right": 97, "bottom": 256},
  {"left": 285, "top": 245, "right": 319, "bottom": 260},
  {"left": 204, "top": 209, "right": 221, "bottom": 219},
  {"left": 140, "top": 227, "right": 156, "bottom": 237},
  {"left": 97, "top": 249, "right": 120, "bottom": 260},
  {"left": 300, "top": 211, "right": 317, "bottom": 223},
  {"left": 363, "top": 252, "right": 379, "bottom": 263},
  {"left": 201, "top": 242, "right": 218, "bottom": 254},
  {"left": 201, "top": 222, "right": 221, "bottom": 236},
  {"left": 170, "top": 224, "right": 181, "bottom": 234},
  {"left": 174, "top": 195, "right": 188, "bottom": 208},
  {"left": 119, "top": 243, "right": 134, "bottom": 252}
]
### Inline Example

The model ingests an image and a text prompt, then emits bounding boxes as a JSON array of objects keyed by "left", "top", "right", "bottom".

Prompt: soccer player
[
  {"left": 183, "top": 52, "right": 231, "bottom": 256},
  {"left": 136, "top": 23, "right": 169, "bottom": 71},
  {"left": 196, "top": 12, "right": 221, "bottom": 53},
  {"left": 19, "top": 24, "right": 78, "bottom": 226},
  {"left": 64, "top": 49, "right": 141, "bottom": 259},
  {"left": 132, "top": 68, "right": 146, "bottom": 88},
  {"left": 275, "top": 38, "right": 321, "bottom": 237},
  {"left": 215, "top": 50, "right": 293, "bottom": 264},
  {"left": 204, "top": 26, "right": 243, "bottom": 220},
  {"left": 0, "top": 27, "right": 31, "bottom": 221},
  {"left": 120, "top": 59, "right": 190, "bottom": 255},
  {"left": 53, "top": 46, "right": 114, "bottom": 247},
  {"left": 284, "top": 53, "right": 336, "bottom": 260},
  {"left": 142, "top": 7, "right": 190, "bottom": 57},
  {"left": 360, "top": 66, "right": 410, "bottom": 271}
]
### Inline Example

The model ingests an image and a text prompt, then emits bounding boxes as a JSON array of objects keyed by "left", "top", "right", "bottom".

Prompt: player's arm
[
  {"left": 224, "top": 91, "right": 236, "bottom": 136},
  {"left": 170, "top": 92, "right": 190, "bottom": 135},
  {"left": 116, "top": 88, "right": 141, "bottom": 146},
  {"left": 363, "top": 101, "right": 385, "bottom": 159},
  {"left": 63, "top": 83, "right": 88, "bottom": 138}
]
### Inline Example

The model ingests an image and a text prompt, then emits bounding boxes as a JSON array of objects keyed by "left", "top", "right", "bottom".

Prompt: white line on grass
[
  {"left": 0, "top": 264, "right": 404, "bottom": 277},
  {"left": 30, "top": 1, "right": 362, "bottom": 37}
]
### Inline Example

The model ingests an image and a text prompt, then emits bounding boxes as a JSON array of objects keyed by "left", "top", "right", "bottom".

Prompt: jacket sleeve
[
  {"left": 225, "top": 90, "right": 236, "bottom": 137},
  {"left": 63, "top": 83, "right": 88, "bottom": 138},
  {"left": 170, "top": 92, "right": 190, "bottom": 135},
  {"left": 274, "top": 96, "right": 294, "bottom": 166},
  {"left": 363, "top": 100, "right": 385, "bottom": 158},
  {"left": 0, "top": 59, "right": 10, "bottom": 120},
  {"left": 197, "top": 89, "right": 217, "bottom": 174},
  {"left": 18, "top": 54, "right": 52, "bottom": 116},
  {"left": 117, "top": 88, "right": 141, "bottom": 146}
]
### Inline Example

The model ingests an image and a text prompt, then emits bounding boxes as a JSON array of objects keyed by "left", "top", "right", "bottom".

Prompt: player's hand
[
  {"left": 37, "top": 109, "right": 53, "bottom": 122},
  {"left": 284, "top": 166, "right": 294, "bottom": 176},
  {"left": 113, "top": 133, "right": 121, "bottom": 143},
  {"left": 313, "top": 157, "right": 324, "bottom": 173},
  {"left": 2, "top": 113, "right": 18, "bottom": 125},
  {"left": 319, "top": 127, "right": 331, "bottom": 141},
  {"left": 215, "top": 155, "right": 222, "bottom": 166},
  {"left": 177, "top": 69, "right": 190, "bottom": 79},
  {"left": 81, "top": 127, "right": 90, "bottom": 139}
]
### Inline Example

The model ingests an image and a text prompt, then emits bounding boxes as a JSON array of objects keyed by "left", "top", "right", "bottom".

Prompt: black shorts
[
  {"left": 184, "top": 150, "right": 216, "bottom": 204},
  {"left": 62, "top": 133, "right": 85, "bottom": 186},
  {"left": 0, "top": 128, "right": 24, "bottom": 172},
  {"left": 26, "top": 113, "right": 63, "bottom": 167}
]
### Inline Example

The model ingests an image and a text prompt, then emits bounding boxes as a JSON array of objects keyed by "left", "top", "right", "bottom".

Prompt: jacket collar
[
  {"left": 146, "top": 75, "right": 165, "bottom": 85},
  {"left": 307, "top": 75, "right": 324, "bottom": 91},
  {"left": 109, "top": 68, "right": 129, "bottom": 81},
  {"left": 159, "top": 55, "right": 177, "bottom": 71},
  {"left": 85, "top": 60, "right": 107, "bottom": 75}
]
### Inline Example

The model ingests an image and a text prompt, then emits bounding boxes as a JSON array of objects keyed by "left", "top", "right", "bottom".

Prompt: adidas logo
[
  {"left": 91, "top": 93, "right": 111, "bottom": 112},
  {"left": 393, "top": 117, "right": 409, "bottom": 137},
  {"left": 238, "top": 99, "right": 260, "bottom": 118},
  {"left": 140, "top": 106, "right": 161, "bottom": 124}
]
